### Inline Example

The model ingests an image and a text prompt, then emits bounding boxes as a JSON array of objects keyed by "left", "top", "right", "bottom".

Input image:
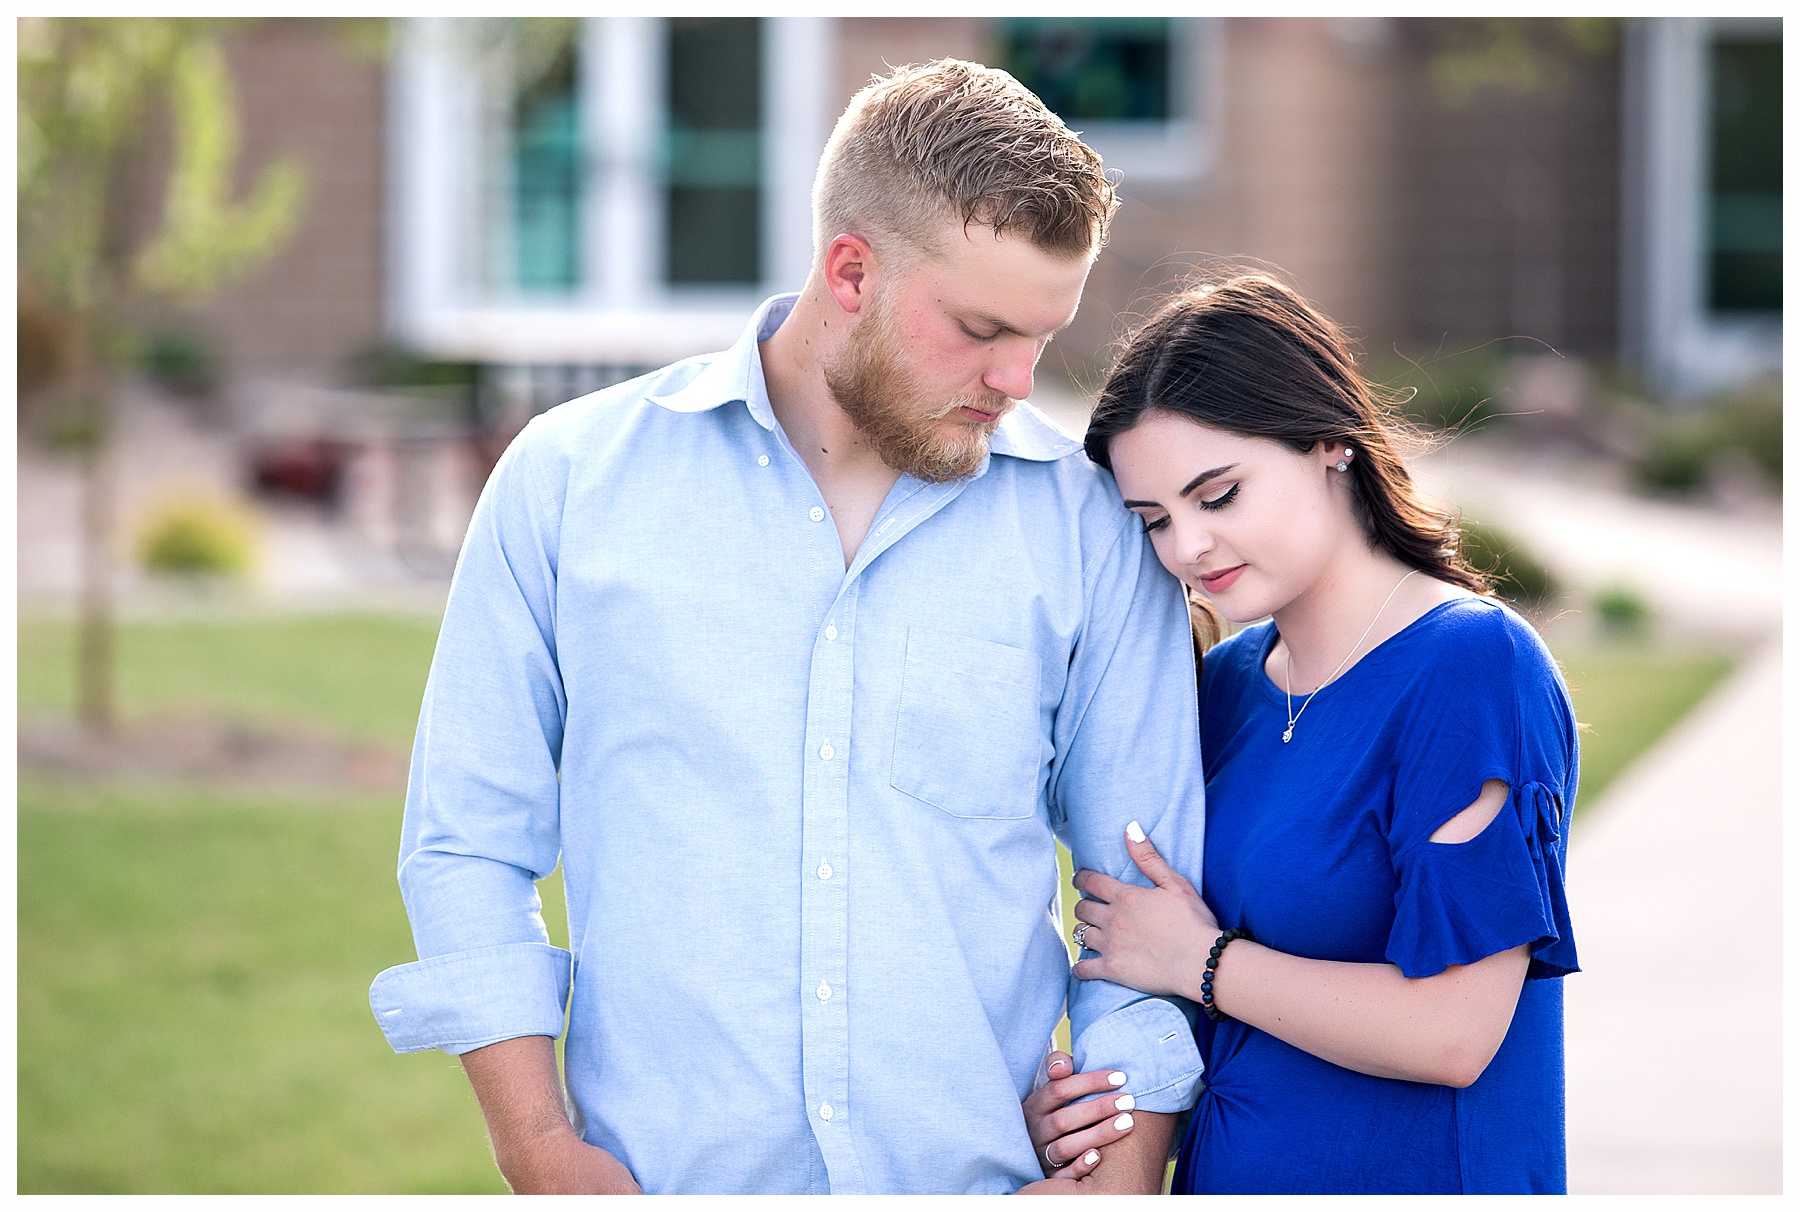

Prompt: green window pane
[
  {"left": 996, "top": 18, "right": 1172, "bottom": 124},
  {"left": 1708, "top": 38, "right": 1781, "bottom": 313},
  {"left": 506, "top": 23, "right": 582, "bottom": 294},
  {"left": 665, "top": 18, "right": 762, "bottom": 285}
]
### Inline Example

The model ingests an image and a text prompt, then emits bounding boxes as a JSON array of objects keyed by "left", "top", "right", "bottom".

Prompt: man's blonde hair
[{"left": 812, "top": 58, "right": 1119, "bottom": 270}]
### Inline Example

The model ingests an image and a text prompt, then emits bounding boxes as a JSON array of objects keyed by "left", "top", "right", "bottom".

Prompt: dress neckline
[{"left": 1251, "top": 594, "right": 1487, "bottom": 706}]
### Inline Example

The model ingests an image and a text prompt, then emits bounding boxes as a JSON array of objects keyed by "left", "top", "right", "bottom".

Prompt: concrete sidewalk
[{"left": 1562, "top": 639, "right": 1783, "bottom": 1193}]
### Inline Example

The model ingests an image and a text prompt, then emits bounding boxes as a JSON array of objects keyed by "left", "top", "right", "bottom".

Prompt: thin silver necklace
[{"left": 1282, "top": 569, "right": 1419, "bottom": 744}]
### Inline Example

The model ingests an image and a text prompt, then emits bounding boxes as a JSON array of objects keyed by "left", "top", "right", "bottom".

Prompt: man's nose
[{"left": 982, "top": 338, "right": 1040, "bottom": 402}]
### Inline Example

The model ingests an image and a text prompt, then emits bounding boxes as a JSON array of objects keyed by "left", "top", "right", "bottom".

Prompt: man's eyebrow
[{"left": 1120, "top": 463, "right": 1238, "bottom": 509}]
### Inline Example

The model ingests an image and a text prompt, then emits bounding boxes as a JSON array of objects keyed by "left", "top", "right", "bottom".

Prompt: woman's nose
[{"left": 1175, "top": 519, "right": 1213, "bottom": 569}]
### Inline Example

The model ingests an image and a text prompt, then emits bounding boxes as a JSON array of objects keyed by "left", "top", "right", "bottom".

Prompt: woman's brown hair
[{"left": 1084, "top": 272, "right": 1490, "bottom": 652}]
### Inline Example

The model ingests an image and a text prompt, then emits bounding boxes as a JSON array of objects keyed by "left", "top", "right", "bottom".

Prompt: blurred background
[{"left": 16, "top": 17, "right": 1782, "bottom": 1194}]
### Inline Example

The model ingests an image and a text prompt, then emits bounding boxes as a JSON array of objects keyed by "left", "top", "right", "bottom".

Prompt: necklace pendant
[{"left": 1281, "top": 726, "right": 1294, "bottom": 744}]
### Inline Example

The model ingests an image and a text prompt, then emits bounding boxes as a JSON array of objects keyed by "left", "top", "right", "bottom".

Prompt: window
[
  {"left": 389, "top": 17, "right": 831, "bottom": 367},
  {"left": 1707, "top": 36, "right": 1780, "bottom": 313},
  {"left": 502, "top": 22, "right": 582, "bottom": 293},
  {"left": 666, "top": 18, "right": 762, "bottom": 286},
  {"left": 998, "top": 18, "right": 1173, "bottom": 123},
  {"left": 992, "top": 18, "right": 1215, "bottom": 183}
]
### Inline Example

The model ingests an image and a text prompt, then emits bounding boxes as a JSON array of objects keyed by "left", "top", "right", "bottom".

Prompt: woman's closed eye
[
  {"left": 1199, "top": 484, "right": 1239, "bottom": 511},
  {"left": 1137, "top": 483, "right": 1237, "bottom": 534}
]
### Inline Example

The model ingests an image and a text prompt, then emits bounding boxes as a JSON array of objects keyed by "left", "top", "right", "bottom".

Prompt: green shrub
[
  {"left": 1367, "top": 347, "right": 1510, "bottom": 434},
  {"left": 1594, "top": 585, "right": 1650, "bottom": 635},
  {"left": 143, "top": 330, "right": 222, "bottom": 398},
  {"left": 1458, "top": 518, "right": 1558, "bottom": 604},
  {"left": 137, "top": 495, "right": 256, "bottom": 578},
  {"left": 1632, "top": 381, "right": 1782, "bottom": 493}
]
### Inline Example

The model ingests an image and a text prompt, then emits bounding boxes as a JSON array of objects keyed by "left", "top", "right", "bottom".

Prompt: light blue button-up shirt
[{"left": 370, "top": 294, "right": 1206, "bottom": 1194}]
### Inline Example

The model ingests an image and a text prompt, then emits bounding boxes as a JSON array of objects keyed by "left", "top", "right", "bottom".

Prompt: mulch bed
[{"left": 18, "top": 715, "right": 407, "bottom": 794}]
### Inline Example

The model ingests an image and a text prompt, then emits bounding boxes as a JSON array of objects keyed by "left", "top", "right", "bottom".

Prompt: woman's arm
[
  {"left": 1074, "top": 784, "right": 1530, "bottom": 1090},
  {"left": 1202, "top": 939, "right": 1528, "bottom": 1088}
]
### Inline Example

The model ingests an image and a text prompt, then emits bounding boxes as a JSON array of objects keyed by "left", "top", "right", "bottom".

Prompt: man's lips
[
  {"left": 1198, "top": 564, "right": 1246, "bottom": 593},
  {"left": 958, "top": 404, "right": 1003, "bottom": 424}
]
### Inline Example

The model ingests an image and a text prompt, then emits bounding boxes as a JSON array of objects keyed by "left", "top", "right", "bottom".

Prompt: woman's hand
[
  {"left": 1072, "top": 822, "right": 1219, "bottom": 1001},
  {"left": 1020, "top": 1051, "right": 1137, "bottom": 1183}
]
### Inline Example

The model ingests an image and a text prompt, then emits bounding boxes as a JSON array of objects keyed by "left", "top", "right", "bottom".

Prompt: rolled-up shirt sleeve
[
  {"left": 1050, "top": 514, "right": 1206, "bottom": 1112},
  {"left": 369, "top": 424, "right": 572, "bottom": 1056}
]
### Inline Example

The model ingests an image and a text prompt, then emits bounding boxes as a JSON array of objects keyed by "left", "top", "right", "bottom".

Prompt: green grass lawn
[
  {"left": 17, "top": 614, "right": 442, "bottom": 745},
  {"left": 14, "top": 613, "right": 1736, "bottom": 1192},
  {"left": 17, "top": 779, "right": 514, "bottom": 1193},
  {"left": 1556, "top": 645, "right": 1734, "bottom": 812}
]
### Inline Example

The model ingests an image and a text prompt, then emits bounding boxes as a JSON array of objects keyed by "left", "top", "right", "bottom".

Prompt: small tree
[{"left": 18, "top": 17, "right": 307, "bottom": 731}]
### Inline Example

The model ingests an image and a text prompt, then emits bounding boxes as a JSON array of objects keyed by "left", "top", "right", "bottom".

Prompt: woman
[{"left": 1023, "top": 274, "right": 1579, "bottom": 1194}]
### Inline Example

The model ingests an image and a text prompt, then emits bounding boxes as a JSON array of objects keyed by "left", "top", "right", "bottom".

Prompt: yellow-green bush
[{"left": 137, "top": 494, "right": 257, "bottom": 577}]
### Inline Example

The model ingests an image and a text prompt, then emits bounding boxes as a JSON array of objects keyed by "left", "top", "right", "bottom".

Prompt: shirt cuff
[
  {"left": 370, "top": 941, "right": 572, "bottom": 1055},
  {"left": 1070, "top": 996, "right": 1204, "bottom": 1114}
]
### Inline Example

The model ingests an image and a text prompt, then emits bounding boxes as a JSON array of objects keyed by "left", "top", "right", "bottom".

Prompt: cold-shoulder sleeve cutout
[{"left": 1388, "top": 780, "right": 1579, "bottom": 980}]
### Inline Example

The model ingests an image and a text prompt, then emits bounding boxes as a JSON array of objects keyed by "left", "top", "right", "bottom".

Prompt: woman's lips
[{"left": 1198, "top": 564, "right": 1246, "bottom": 593}]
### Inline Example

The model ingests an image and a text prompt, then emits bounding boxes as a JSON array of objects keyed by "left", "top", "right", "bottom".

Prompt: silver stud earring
[
  {"left": 1336, "top": 448, "right": 1352, "bottom": 472},
  {"left": 1336, "top": 460, "right": 1348, "bottom": 472}
]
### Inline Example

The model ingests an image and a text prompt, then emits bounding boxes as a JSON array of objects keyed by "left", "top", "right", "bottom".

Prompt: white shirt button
[
  {"left": 819, "top": 742, "right": 834, "bottom": 761},
  {"left": 816, "top": 981, "right": 832, "bottom": 1001},
  {"left": 809, "top": 506, "right": 825, "bottom": 522},
  {"left": 819, "top": 1103, "right": 834, "bottom": 1121},
  {"left": 757, "top": 455, "right": 770, "bottom": 467},
  {"left": 825, "top": 624, "right": 838, "bottom": 641},
  {"left": 817, "top": 861, "right": 833, "bottom": 880}
]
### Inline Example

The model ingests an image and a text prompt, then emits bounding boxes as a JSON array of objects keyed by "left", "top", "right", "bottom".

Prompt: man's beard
[{"left": 822, "top": 297, "right": 1014, "bottom": 483}]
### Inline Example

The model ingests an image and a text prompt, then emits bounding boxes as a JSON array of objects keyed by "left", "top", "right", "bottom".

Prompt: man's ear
[{"left": 822, "top": 233, "right": 876, "bottom": 316}]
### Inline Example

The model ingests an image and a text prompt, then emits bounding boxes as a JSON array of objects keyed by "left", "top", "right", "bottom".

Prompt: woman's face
[{"left": 1107, "top": 412, "right": 1354, "bottom": 622}]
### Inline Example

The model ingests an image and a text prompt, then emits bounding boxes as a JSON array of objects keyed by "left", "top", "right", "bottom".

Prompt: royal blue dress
[{"left": 1171, "top": 597, "right": 1580, "bottom": 1195}]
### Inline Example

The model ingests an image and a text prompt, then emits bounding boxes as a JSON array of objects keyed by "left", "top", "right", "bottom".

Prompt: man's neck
[
  {"left": 759, "top": 286, "right": 903, "bottom": 566},
  {"left": 760, "top": 286, "right": 895, "bottom": 488}
]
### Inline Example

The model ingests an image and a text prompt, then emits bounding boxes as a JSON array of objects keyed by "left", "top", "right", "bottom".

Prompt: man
[{"left": 370, "top": 58, "right": 1204, "bottom": 1194}]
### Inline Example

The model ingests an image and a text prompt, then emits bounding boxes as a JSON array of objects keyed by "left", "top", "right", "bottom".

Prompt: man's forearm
[
  {"left": 1084, "top": 1109, "right": 1175, "bottom": 1194},
  {"left": 460, "top": 1035, "right": 641, "bottom": 1194},
  {"left": 461, "top": 1035, "right": 574, "bottom": 1159}
]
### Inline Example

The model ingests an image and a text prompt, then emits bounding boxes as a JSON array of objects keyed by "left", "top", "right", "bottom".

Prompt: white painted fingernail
[
  {"left": 1083, "top": 1150, "right": 1099, "bottom": 1165},
  {"left": 1114, "top": 1113, "right": 1134, "bottom": 1131},
  {"left": 1115, "top": 1094, "right": 1135, "bottom": 1111},
  {"left": 1126, "top": 820, "right": 1146, "bottom": 844},
  {"left": 1108, "top": 1071, "right": 1127, "bottom": 1086}
]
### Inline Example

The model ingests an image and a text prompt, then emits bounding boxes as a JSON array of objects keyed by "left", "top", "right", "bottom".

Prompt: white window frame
[
  {"left": 387, "top": 17, "right": 836, "bottom": 366},
  {"left": 1625, "top": 16, "right": 1781, "bottom": 399}
]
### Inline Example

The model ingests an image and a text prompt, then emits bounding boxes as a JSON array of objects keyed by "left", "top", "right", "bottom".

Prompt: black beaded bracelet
[{"left": 1198, "top": 927, "right": 1253, "bottom": 1023}]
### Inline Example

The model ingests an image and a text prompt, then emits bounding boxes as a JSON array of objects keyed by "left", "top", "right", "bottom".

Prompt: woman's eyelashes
[
  {"left": 1139, "top": 484, "right": 1239, "bottom": 534},
  {"left": 1199, "top": 484, "right": 1240, "bottom": 512}
]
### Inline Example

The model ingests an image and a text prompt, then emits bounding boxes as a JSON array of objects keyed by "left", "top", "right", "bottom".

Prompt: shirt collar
[
  {"left": 644, "top": 293, "right": 796, "bottom": 430},
  {"left": 645, "top": 291, "right": 1082, "bottom": 463}
]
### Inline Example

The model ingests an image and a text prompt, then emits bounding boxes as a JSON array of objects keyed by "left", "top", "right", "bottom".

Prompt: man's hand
[
  {"left": 493, "top": 1126, "right": 642, "bottom": 1195},
  {"left": 461, "top": 1035, "right": 641, "bottom": 1194}
]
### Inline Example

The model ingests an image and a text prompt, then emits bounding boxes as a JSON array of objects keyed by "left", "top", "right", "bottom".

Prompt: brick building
[{"left": 185, "top": 17, "right": 1780, "bottom": 418}]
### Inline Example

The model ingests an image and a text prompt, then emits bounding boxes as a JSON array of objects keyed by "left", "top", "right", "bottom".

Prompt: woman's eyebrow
[{"left": 1120, "top": 463, "right": 1238, "bottom": 509}]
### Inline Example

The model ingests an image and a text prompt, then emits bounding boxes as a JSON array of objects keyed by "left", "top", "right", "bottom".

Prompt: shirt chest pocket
[{"left": 890, "top": 627, "right": 1045, "bottom": 820}]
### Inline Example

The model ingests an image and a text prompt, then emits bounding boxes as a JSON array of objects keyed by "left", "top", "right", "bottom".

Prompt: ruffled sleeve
[
  {"left": 1387, "top": 780, "right": 1579, "bottom": 979},
  {"left": 1382, "top": 601, "right": 1581, "bottom": 980}
]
